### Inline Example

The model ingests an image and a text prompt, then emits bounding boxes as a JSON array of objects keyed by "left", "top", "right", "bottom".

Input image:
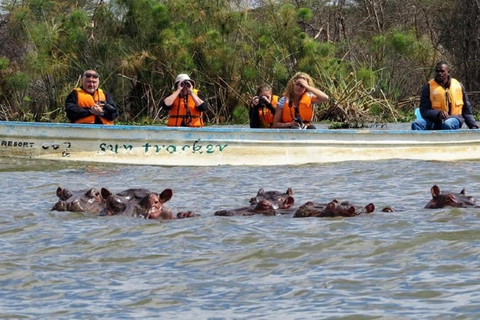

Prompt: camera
[
  {"left": 100, "top": 101, "right": 117, "bottom": 113},
  {"left": 294, "top": 115, "right": 306, "bottom": 129},
  {"left": 258, "top": 96, "right": 269, "bottom": 107}
]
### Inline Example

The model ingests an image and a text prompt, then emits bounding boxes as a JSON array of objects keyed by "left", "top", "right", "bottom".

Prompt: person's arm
[
  {"left": 101, "top": 91, "right": 119, "bottom": 121},
  {"left": 460, "top": 85, "right": 479, "bottom": 129},
  {"left": 296, "top": 78, "right": 329, "bottom": 104},
  {"left": 266, "top": 103, "right": 276, "bottom": 114},
  {"left": 249, "top": 99, "right": 261, "bottom": 128},
  {"left": 419, "top": 83, "right": 443, "bottom": 120},
  {"left": 272, "top": 97, "right": 298, "bottom": 128},
  {"left": 163, "top": 84, "right": 182, "bottom": 110},
  {"left": 65, "top": 90, "right": 91, "bottom": 123},
  {"left": 193, "top": 91, "right": 207, "bottom": 112}
]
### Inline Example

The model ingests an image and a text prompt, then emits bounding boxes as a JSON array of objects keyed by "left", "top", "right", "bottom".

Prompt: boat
[{"left": 1, "top": 121, "right": 480, "bottom": 166}]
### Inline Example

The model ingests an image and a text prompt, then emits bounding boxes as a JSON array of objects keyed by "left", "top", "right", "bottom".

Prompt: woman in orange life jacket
[
  {"left": 160, "top": 74, "right": 208, "bottom": 127},
  {"left": 272, "top": 72, "right": 329, "bottom": 129},
  {"left": 249, "top": 83, "right": 279, "bottom": 128},
  {"left": 65, "top": 70, "right": 119, "bottom": 125}
]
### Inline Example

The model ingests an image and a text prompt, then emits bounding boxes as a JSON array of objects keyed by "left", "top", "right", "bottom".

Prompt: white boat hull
[{"left": 1, "top": 121, "right": 479, "bottom": 166}]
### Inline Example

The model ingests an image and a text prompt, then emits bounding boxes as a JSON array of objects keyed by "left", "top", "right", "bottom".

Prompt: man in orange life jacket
[
  {"left": 65, "top": 70, "right": 119, "bottom": 125},
  {"left": 411, "top": 61, "right": 478, "bottom": 130},
  {"left": 160, "top": 74, "right": 207, "bottom": 127}
]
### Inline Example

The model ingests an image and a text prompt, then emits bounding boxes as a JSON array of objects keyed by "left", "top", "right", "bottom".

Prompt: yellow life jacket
[
  {"left": 257, "top": 95, "right": 279, "bottom": 128},
  {"left": 281, "top": 93, "right": 314, "bottom": 125},
  {"left": 167, "top": 89, "right": 204, "bottom": 127},
  {"left": 429, "top": 78, "right": 464, "bottom": 115},
  {"left": 74, "top": 88, "right": 113, "bottom": 125}
]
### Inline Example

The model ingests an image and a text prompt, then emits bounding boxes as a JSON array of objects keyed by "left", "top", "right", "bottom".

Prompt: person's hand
[
  {"left": 90, "top": 103, "right": 104, "bottom": 116},
  {"left": 176, "top": 81, "right": 183, "bottom": 91},
  {"left": 439, "top": 111, "right": 449, "bottom": 120},
  {"left": 295, "top": 78, "right": 310, "bottom": 90},
  {"left": 251, "top": 96, "right": 259, "bottom": 107},
  {"left": 289, "top": 121, "right": 301, "bottom": 128}
]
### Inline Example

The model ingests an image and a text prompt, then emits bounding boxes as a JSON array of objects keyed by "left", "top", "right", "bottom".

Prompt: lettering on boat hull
[
  {"left": 99, "top": 139, "right": 228, "bottom": 155},
  {"left": 1, "top": 140, "right": 34, "bottom": 148}
]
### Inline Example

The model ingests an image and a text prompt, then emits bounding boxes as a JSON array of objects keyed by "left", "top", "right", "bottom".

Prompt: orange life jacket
[
  {"left": 257, "top": 95, "right": 279, "bottom": 128},
  {"left": 428, "top": 78, "right": 464, "bottom": 115},
  {"left": 74, "top": 88, "right": 113, "bottom": 125},
  {"left": 167, "top": 89, "right": 204, "bottom": 127},
  {"left": 281, "top": 93, "right": 314, "bottom": 125}
]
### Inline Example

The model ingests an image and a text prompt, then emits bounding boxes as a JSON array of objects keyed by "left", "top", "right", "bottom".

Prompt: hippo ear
[
  {"left": 159, "top": 189, "right": 173, "bottom": 203},
  {"left": 86, "top": 188, "right": 100, "bottom": 199},
  {"left": 431, "top": 185, "right": 440, "bottom": 198},
  {"left": 382, "top": 206, "right": 394, "bottom": 212},
  {"left": 56, "top": 187, "right": 63, "bottom": 198},
  {"left": 285, "top": 196, "right": 295, "bottom": 206},
  {"left": 327, "top": 201, "right": 337, "bottom": 209},
  {"left": 460, "top": 188, "right": 466, "bottom": 195},
  {"left": 257, "top": 188, "right": 265, "bottom": 196},
  {"left": 101, "top": 188, "right": 112, "bottom": 199},
  {"left": 365, "top": 203, "right": 375, "bottom": 213},
  {"left": 331, "top": 199, "right": 339, "bottom": 204},
  {"left": 57, "top": 187, "right": 72, "bottom": 200},
  {"left": 347, "top": 206, "right": 356, "bottom": 216},
  {"left": 286, "top": 188, "right": 293, "bottom": 196}
]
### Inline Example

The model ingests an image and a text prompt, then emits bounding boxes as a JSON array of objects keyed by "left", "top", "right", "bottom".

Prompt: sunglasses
[{"left": 84, "top": 73, "right": 99, "bottom": 79}]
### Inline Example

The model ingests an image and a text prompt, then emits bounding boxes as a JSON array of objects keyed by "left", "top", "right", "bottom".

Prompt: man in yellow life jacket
[
  {"left": 249, "top": 83, "right": 278, "bottom": 128},
  {"left": 411, "top": 61, "right": 478, "bottom": 130},
  {"left": 65, "top": 70, "right": 119, "bottom": 125},
  {"left": 160, "top": 74, "right": 207, "bottom": 127}
]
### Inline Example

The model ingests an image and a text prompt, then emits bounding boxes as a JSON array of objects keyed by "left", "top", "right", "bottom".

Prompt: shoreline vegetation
[{"left": 0, "top": 0, "right": 479, "bottom": 128}]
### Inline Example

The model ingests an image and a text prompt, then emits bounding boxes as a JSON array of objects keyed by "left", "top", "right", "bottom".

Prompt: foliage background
[{"left": 0, "top": 0, "right": 479, "bottom": 126}]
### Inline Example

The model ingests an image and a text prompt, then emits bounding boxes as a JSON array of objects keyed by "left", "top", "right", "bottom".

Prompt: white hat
[{"left": 172, "top": 74, "right": 195, "bottom": 89}]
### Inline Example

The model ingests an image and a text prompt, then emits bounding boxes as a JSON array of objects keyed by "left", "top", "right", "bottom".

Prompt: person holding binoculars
[
  {"left": 65, "top": 69, "right": 119, "bottom": 125},
  {"left": 272, "top": 72, "right": 329, "bottom": 129},
  {"left": 160, "top": 74, "right": 207, "bottom": 127}
]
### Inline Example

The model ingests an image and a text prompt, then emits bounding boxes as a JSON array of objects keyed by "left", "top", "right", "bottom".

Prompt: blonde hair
[{"left": 283, "top": 72, "right": 314, "bottom": 101}]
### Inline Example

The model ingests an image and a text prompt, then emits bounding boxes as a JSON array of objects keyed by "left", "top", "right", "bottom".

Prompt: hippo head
[
  {"left": 425, "top": 185, "right": 477, "bottom": 209},
  {"left": 101, "top": 188, "right": 174, "bottom": 219},
  {"left": 249, "top": 187, "right": 294, "bottom": 209},
  {"left": 52, "top": 187, "right": 105, "bottom": 213},
  {"left": 325, "top": 200, "right": 356, "bottom": 217},
  {"left": 252, "top": 199, "right": 276, "bottom": 215}
]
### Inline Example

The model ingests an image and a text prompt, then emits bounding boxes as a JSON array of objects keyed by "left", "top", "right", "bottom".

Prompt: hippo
[
  {"left": 100, "top": 188, "right": 198, "bottom": 220},
  {"left": 52, "top": 187, "right": 105, "bottom": 213},
  {"left": 249, "top": 187, "right": 295, "bottom": 210},
  {"left": 425, "top": 185, "right": 478, "bottom": 208},
  {"left": 214, "top": 199, "right": 278, "bottom": 216},
  {"left": 294, "top": 200, "right": 375, "bottom": 218}
]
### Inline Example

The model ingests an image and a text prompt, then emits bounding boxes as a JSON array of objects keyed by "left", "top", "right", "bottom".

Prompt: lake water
[{"left": 1, "top": 158, "right": 480, "bottom": 319}]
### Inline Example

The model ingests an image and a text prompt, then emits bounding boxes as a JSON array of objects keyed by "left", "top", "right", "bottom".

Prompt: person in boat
[
  {"left": 159, "top": 74, "right": 207, "bottom": 127},
  {"left": 65, "top": 70, "right": 119, "bottom": 125},
  {"left": 272, "top": 72, "right": 329, "bottom": 129},
  {"left": 411, "top": 61, "right": 479, "bottom": 130},
  {"left": 249, "top": 83, "right": 278, "bottom": 128}
]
